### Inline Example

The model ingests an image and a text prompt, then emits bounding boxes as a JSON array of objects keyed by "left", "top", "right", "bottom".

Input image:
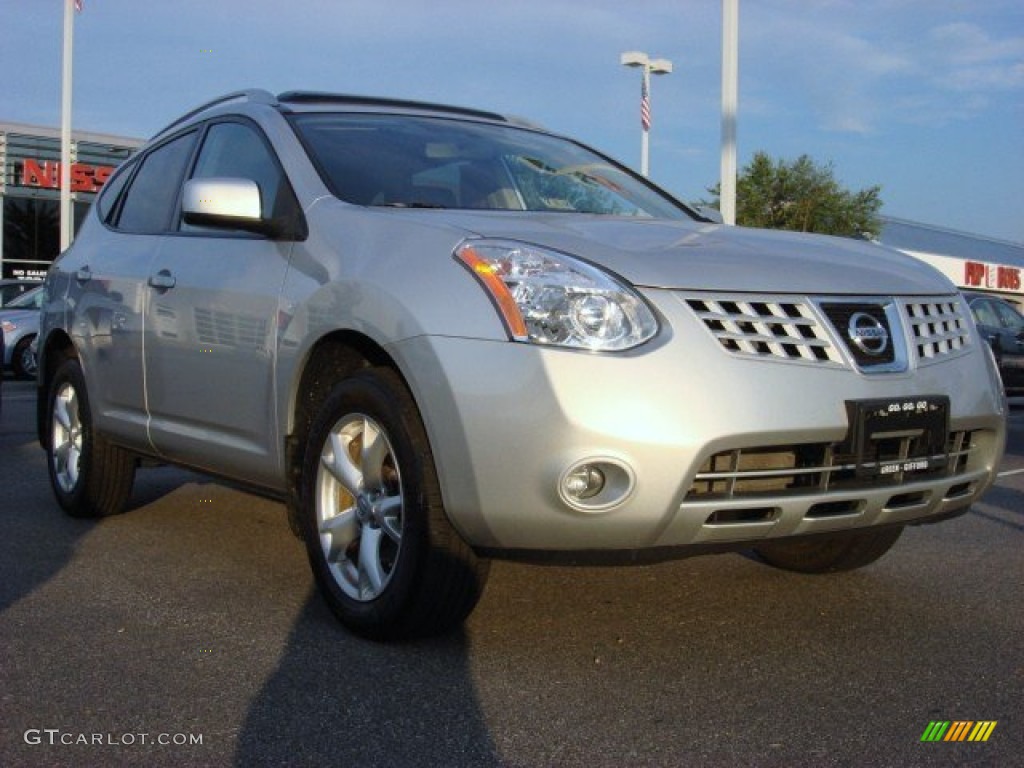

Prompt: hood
[
  {"left": 443, "top": 212, "right": 954, "bottom": 296},
  {"left": 0, "top": 308, "right": 38, "bottom": 324}
]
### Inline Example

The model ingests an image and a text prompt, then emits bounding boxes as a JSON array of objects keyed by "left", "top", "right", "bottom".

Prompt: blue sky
[{"left": 3, "top": 0, "right": 1022, "bottom": 242}]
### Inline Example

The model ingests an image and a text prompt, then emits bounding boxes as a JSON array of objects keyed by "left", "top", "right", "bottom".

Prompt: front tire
[
  {"left": 12, "top": 335, "right": 37, "bottom": 380},
  {"left": 753, "top": 526, "right": 903, "bottom": 573},
  {"left": 46, "top": 358, "right": 136, "bottom": 518},
  {"left": 300, "top": 367, "right": 489, "bottom": 640}
]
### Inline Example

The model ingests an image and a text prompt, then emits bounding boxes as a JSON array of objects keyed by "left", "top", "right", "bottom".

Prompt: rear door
[{"left": 67, "top": 130, "right": 198, "bottom": 447}]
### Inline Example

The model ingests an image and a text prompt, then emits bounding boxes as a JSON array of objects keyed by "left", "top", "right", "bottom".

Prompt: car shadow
[
  {"left": 0, "top": 383, "right": 91, "bottom": 615},
  {"left": 0, "top": 389, "right": 204, "bottom": 615},
  {"left": 1, "top": 382, "right": 500, "bottom": 766},
  {"left": 232, "top": 596, "right": 502, "bottom": 767},
  {"left": 970, "top": 482, "right": 1024, "bottom": 532}
]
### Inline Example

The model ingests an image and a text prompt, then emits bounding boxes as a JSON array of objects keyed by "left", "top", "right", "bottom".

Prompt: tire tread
[
  {"left": 754, "top": 526, "right": 903, "bottom": 574},
  {"left": 302, "top": 366, "right": 488, "bottom": 640},
  {"left": 48, "top": 358, "right": 136, "bottom": 518}
]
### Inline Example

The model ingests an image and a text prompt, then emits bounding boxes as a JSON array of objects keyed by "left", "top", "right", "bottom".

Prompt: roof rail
[
  {"left": 276, "top": 91, "right": 508, "bottom": 123},
  {"left": 503, "top": 114, "right": 547, "bottom": 130},
  {"left": 151, "top": 89, "right": 278, "bottom": 138}
]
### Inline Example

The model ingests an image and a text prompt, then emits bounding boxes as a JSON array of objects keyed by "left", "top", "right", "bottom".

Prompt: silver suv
[{"left": 37, "top": 90, "right": 1006, "bottom": 639}]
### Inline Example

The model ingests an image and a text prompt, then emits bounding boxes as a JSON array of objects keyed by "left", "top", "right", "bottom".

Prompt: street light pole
[{"left": 620, "top": 51, "right": 673, "bottom": 177}]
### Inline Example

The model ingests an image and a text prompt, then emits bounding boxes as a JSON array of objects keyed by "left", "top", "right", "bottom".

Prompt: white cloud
[
  {"left": 924, "top": 23, "right": 1024, "bottom": 91},
  {"left": 928, "top": 22, "right": 1024, "bottom": 65},
  {"left": 741, "top": 5, "right": 1024, "bottom": 133}
]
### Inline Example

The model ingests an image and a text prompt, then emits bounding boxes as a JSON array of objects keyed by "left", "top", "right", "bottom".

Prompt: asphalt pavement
[{"left": 0, "top": 377, "right": 1021, "bottom": 767}]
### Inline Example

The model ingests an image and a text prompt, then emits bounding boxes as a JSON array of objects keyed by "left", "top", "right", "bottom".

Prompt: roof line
[
  {"left": 0, "top": 120, "right": 142, "bottom": 147},
  {"left": 150, "top": 89, "right": 278, "bottom": 138},
  {"left": 276, "top": 91, "right": 508, "bottom": 122},
  {"left": 880, "top": 214, "right": 1024, "bottom": 249}
]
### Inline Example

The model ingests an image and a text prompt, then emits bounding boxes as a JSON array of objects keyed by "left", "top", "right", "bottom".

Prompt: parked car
[
  {"left": 963, "top": 291, "right": 1024, "bottom": 395},
  {"left": 0, "top": 278, "right": 40, "bottom": 307},
  {"left": 36, "top": 90, "right": 1006, "bottom": 640},
  {"left": 1, "top": 285, "right": 43, "bottom": 379}
]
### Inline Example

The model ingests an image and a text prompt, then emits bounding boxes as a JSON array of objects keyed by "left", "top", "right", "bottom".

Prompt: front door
[{"left": 143, "top": 120, "right": 298, "bottom": 485}]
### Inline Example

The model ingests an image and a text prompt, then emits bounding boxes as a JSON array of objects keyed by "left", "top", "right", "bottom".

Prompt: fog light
[
  {"left": 563, "top": 465, "right": 606, "bottom": 500},
  {"left": 557, "top": 458, "right": 636, "bottom": 512}
]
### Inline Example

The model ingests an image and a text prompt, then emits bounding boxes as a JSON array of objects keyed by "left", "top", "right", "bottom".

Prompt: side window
[
  {"left": 972, "top": 300, "right": 998, "bottom": 328},
  {"left": 185, "top": 121, "right": 291, "bottom": 227},
  {"left": 993, "top": 300, "right": 1024, "bottom": 332},
  {"left": 96, "top": 160, "right": 134, "bottom": 223},
  {"left": 116, "top": 131, "right": 197, "bottom": 233}
]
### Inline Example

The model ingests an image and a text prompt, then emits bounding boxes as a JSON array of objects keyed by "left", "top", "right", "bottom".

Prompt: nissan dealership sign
[{"left": 17, "top": 158, "right": 116, "bottom": 194}]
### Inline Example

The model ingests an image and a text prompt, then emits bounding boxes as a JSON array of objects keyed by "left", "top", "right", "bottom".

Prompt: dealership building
[
  {"left": 0, "top": 121, "right": 141, "bottom": 281},
  {"left": 2, "top": 121, "right": 1023, "bottom": 301},
  {"left": 877, "top": 216, "right": 1024, "bottom": 305}
]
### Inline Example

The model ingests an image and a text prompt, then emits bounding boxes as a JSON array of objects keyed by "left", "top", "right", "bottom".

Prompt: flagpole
[
  {"left": 620, "top": 51, "right": 673, "bottom": 179},
  {"left": 60, "top": 0, "right": 75, "bottom": 251},
  {"left": 720, "top": 0, "right": 739, "bottom": 225},
  {"left": 640, "top": 67, "right": 651, "bottom": 177}
]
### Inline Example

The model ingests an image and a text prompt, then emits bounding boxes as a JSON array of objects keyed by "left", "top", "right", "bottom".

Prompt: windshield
[
  {"left": 289, "top": 113, "right": 694, "bottom": 220},
  {"left": 5, "top": 285, "right": 43, "bottom": 310}
]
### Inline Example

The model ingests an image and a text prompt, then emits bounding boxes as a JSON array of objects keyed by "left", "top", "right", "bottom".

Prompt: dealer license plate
[{"left": 842, "top": 396, "right": 949, "bottom": 479}]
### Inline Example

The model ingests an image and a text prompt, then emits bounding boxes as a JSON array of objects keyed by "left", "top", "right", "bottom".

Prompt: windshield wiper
[{"left": 376, "top": 201, "right": 448, "bottom": 209}]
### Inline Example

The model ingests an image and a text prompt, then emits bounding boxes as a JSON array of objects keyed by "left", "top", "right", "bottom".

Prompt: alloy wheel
[
  {"left": 315, "top": 413, "right": 404, "bottom": 601},
  {"left": 51, "top": 381, "right": 82, "bottom": 493}
]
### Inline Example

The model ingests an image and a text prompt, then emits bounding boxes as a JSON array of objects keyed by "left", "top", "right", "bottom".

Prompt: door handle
[
  {"left": 75, "top": 266, "right": 92, "bottom": 284},
  {"left": 148, "top": 269, "right": 176, "bottom": 292}
]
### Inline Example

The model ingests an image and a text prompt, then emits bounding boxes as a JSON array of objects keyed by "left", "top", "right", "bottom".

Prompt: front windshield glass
[
  {"left": 6, "top": 286, "right": 43, "bottom": 309},
  {"left": 289, "top": 113, "right": 693, "bottom": 220}
]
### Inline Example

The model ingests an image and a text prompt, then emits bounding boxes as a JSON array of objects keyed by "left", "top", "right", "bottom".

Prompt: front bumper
[{"left": 391, "top": 290, "right": 1006, "bottom": 554}]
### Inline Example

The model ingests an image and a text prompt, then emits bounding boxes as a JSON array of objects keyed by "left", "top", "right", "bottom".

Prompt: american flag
[{"left": 640, "top": 76, "right": 651, "bottom": 132}]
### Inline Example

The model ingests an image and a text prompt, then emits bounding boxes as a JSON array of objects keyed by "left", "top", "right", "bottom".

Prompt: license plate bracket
[{"left": 840, "top": 396, "right": 950, "bottom": 479}]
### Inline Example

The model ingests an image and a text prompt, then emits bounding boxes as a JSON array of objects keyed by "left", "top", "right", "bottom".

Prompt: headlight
[
  {"left": 455, "top": 240, "right": 657, "bottom": 351},
  {"left": 1, "top": 320, "right": 16, "bottom": 334}
]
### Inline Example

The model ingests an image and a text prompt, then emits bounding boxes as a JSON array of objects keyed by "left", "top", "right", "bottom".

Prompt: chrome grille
[
  {"left": 685, "top": 297, "right": 841, "bottom": 365},
  {"left": 903, "top": 300, "right": 970, "bottom": 361},
  {"left": 686, "top": 431, "right": 976, "bottom": 500},
  {"left": 686, "top": 293, "right": 971, "bottom": 369}
]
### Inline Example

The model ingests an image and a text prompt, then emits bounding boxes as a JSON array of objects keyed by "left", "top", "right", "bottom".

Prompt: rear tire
[
  {"left": 46, "top": 358, "right": 136, "bottom": 518},
  {"left": 753, "top": 526, "right": 903, "bottom": 573},
  {"left": 300, "top": 367, "right": 489, "bottom": 640}
]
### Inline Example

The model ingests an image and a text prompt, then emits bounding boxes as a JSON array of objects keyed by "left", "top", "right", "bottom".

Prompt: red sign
[
  {"left": 19, "top": 158, "right": 115, "bottom": 194},
  {"left": 964, "top": 260, "right": 1021, "bottom": 292}
]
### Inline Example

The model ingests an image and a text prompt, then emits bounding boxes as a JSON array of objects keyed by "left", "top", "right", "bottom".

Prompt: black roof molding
[
  {"left": 151, "top": 89, "right": 278, "bottom": 138},
  {"left": 276, "top": 91, "right": 508, "bottom": 123},
  {"left": 147, "top": 89, "right": 512, "bottom": 143}
]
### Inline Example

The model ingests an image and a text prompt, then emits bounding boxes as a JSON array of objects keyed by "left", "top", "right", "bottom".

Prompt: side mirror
[
  {"left": 695, "top": 205, "right": 724, "bottom": 224},
  {"left": 185, "top": 177, "right": 262, "bottom": 221},
  {"left": 182, "top": 177, "right": 278, "bottom": 237},
  {"left": 182, "top": 177, "right": 307, "bottom": 240}
]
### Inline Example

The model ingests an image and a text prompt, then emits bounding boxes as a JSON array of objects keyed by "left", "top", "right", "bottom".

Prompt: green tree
[{"left": 705, "top": 151, "right": 883, "bottom": 238}]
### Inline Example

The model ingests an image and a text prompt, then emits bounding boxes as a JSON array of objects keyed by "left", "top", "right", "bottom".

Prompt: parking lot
[{"left": 0, "top": 376, "right": 1021, "bottom": 767}]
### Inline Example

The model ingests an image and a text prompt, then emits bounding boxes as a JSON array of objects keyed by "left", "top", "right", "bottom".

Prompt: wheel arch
[{"left": 283, "top": 329, "right": 413, "bottom": 536}]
